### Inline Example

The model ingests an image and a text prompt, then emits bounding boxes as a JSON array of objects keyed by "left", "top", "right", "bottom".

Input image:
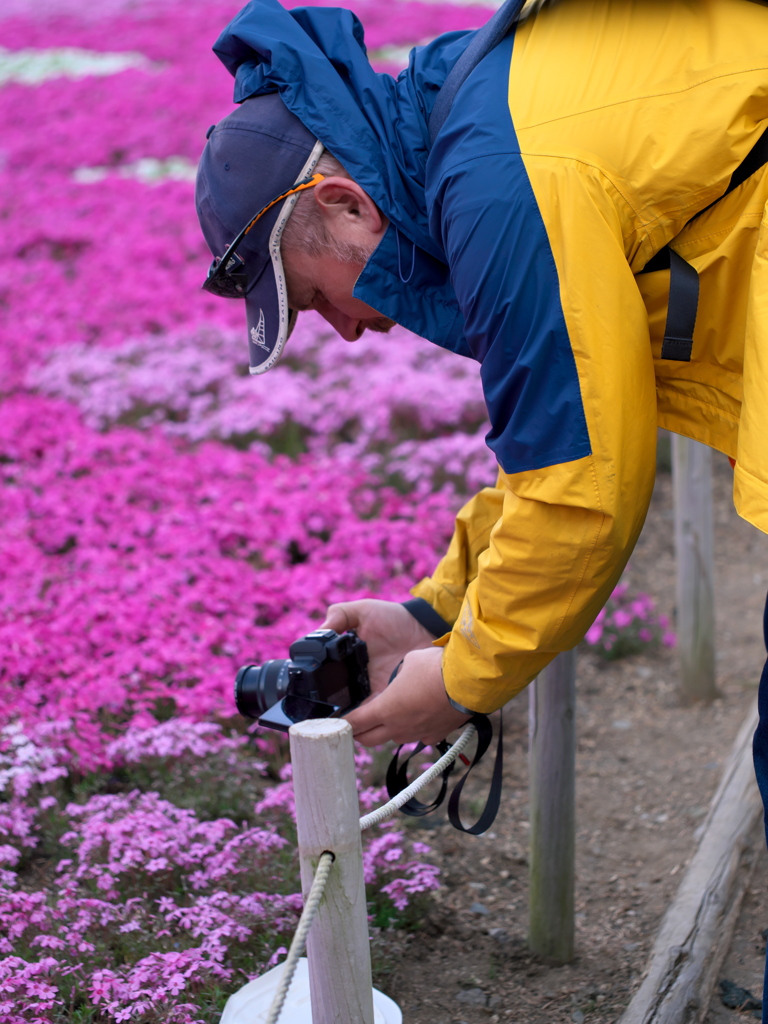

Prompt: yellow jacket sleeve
[
  {"left": 410, "top": 472, "right": 505, "bottom": 627},
  {"left": 423, "top": 147, "right": 659, "bottom": 712}
]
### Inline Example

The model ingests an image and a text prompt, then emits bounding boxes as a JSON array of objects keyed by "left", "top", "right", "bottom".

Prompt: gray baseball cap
[{"left": 196, "top": 92, "right": 324, "bottom": 374}]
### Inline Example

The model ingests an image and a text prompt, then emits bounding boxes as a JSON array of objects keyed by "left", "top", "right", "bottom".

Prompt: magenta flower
[
  {"left": 585, "top": 621, "right": 604, "bottom": 645},
  {"left": 0, "top": 0, "right": 498, "bottom": 1014},
  {"left": 584, "top": 579, "right": 674, "bottom": 661}
]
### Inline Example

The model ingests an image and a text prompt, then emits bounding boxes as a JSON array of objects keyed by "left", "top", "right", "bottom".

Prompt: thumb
[{"left": 321, "top": 602, "right": 355, "bottom": 632}]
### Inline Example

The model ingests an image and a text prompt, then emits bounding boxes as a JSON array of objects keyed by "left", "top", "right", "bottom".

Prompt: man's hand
[
  {"left": 344, "top": 646, "right": 470, "bottom": 747},
  {"left": 321, "top": 598, "right": 437, "bottom": 695}
]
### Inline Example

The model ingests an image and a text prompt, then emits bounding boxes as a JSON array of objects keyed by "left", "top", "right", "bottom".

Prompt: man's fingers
[
  {"left": 345, "top": 691, "right": 426, "bottom": 746},
  {"left": 351, "top": 725, "right": 391, "bottom": 748},
  {"left": 320, "top": 602, "right": 353, "bottom": 631},
  {"left": 343, "top": 700, "right": 382, "bottom": 736}
]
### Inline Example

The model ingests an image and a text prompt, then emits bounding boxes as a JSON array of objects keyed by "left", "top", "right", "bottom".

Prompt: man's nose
[{"left": 317, "top": 304, "right": 365, "bottom": 341}]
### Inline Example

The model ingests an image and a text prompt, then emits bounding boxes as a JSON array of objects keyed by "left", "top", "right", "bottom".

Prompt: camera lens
[{"left": 234, "top": 659, "right": 289, "bottom": 719}]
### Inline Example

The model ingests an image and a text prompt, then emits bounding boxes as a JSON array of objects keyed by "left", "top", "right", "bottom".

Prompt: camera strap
[{"left": 385, "top": 711, "right": 504, "bottom": 835}]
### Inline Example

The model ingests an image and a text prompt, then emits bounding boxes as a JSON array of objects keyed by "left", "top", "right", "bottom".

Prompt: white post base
[{"left": 219, "top": 958, "right": 402, "bottom": 1024}]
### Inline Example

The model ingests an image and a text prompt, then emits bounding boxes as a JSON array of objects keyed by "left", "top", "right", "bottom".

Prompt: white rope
[
  {"left": 263, "top": 850, "right": 335, "bottom": 1024},
  {"left": 359, "top": 723, "right": 476, "bottom": 831}
]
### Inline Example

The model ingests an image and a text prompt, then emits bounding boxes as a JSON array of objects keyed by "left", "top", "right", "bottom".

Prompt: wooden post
[
  {"left": 528, "top": 650, "right": 576, "bottom": 963},
  {"left": 617, "top": 706, "right": 762, "bottom": 1024},
  {"left": 672, "top": 435, "right": 717, "bottom": 702},
  {"left": 289, "top": 719, "right": 374, "bottom": 1024}
]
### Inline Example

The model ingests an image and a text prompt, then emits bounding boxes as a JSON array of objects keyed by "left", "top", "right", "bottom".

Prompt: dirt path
[{"left": 371, "top": 449, "right": 768, "bottom": 1024}]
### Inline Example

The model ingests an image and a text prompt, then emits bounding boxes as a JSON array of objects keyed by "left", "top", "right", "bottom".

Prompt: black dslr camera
[{"left": 234, "top": 629, "right": 370, "bottom": 732}]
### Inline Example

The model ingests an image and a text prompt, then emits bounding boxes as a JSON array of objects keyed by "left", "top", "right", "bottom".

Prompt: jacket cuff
[
  {"left": 445, "top": 693, "right": 483, "bottom": 716},
  {"left": 401, "top": 597, "right": 452, "bottom": 638},
  {"left": 402, "top": 599, "right": 482, "bottom": 714}
]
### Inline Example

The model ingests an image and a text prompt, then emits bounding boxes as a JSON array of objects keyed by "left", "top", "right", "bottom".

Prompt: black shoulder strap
[
  {"left": 428, "top": 0, "right": 526, "bottom": 147},
  {"left": 640, "top": 248, "right": 700, "bottom": 362},
  {"left": 639, "top": 123, "right": 768, "bottom": 362},
  {"left": 694, "top": 123, "right": 768, "bottom": 223}
]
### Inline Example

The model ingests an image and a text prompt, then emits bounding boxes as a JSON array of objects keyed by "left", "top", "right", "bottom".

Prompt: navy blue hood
[{"left": 212, "top": 0, "right": 473, "bottom": 354}]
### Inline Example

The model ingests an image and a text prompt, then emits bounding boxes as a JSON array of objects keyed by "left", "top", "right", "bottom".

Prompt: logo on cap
[{"left": 250, "top": 310, "right": 269, "bottom": 352}]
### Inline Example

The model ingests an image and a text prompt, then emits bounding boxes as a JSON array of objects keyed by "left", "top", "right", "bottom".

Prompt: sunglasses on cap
[{"left": 202, "top": 173, "right": 326, "bottom": 299}]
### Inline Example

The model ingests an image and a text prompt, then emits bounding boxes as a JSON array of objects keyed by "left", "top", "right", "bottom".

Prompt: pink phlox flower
[
  {"left": 107, "top": 718, "right": 243, "bottom": 764},
  {"left": 145, "top": 857, "right": 170, "bottom": 873},
  {"left": 61, "top": 791, "right": 255, "bottom": 888},
  {"left": 254, "top": 782, "right": 296, "bottom": 821},
  {"left": 267, "top": 946, "right": 287, "bottom": 968},
  {"left": 362, "top": 831, "right": 409, "bottom": 884},
  {"left": 118, "top": 921, "right": 142, "bottom": 933},
  {"left": 357, "top": 784, "right": 388, "bottom": 812},
  {"left": 167, "top": 972, "right": 186, "bottom": 995},
  {"left": 380, "top": 861, "right": 441, "bottom": 911},
  {"left": 353, "top": 745, "right": 373, "bottom": 771},
  {"left": 29, "top": 935, "right": 66, "bottom": 950},
  {"left": 585, "top": 621, "right": 604, "bottom": 645},
  {"left": 187, "top": 826, "right": 285, "bottom": 890},
  {"left": 0, "top": 956, "right": 60, "bottom": 1011},
  {"left": 611, "top": 609, "right": 633, "bottom": 630},
  {"left": 630, "top": 596, "right": 654, "bottom": 618},
  {"left": 0, "top": 4, "right": 508, "bottom": 1012},
  {"left": 0, "top": 847, "right": 20, "bottom": 868}
]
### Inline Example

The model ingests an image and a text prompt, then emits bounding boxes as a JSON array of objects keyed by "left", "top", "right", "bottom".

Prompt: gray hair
[{"left": 281, "top": 150, "right": 374, "bottom": 265}]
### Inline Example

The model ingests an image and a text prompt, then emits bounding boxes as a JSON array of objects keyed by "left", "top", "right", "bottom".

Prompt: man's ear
[{"left": 313, "top": 177, "right": 387, "bottom": 236}]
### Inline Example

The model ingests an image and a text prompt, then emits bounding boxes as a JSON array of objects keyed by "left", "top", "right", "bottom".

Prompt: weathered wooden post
[
  {"left": 528, "top": 649, "right": 576, "bottom": 963},
  {"left": 618, "top": 707, "right": 762, "bottom": 1024},
  {"left": 672, "top": 434, "right": 717, "bottom": 702},
  {"left": 289, "top": 719, "right": 374, "bottom": 1024}
]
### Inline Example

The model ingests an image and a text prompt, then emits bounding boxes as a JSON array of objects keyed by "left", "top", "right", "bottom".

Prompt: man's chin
[{"left": 365, "top": 316, "right": 397, "bottom": 334}]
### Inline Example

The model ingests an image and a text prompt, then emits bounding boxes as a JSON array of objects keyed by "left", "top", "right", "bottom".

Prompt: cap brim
[{"left": 246, "top": 139, "right": 324, "bottom": 375}]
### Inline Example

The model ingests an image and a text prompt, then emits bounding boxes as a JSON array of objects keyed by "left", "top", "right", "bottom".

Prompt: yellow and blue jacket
[{"left": 216, "top": 0, "right": 768, "bottom": 712}]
